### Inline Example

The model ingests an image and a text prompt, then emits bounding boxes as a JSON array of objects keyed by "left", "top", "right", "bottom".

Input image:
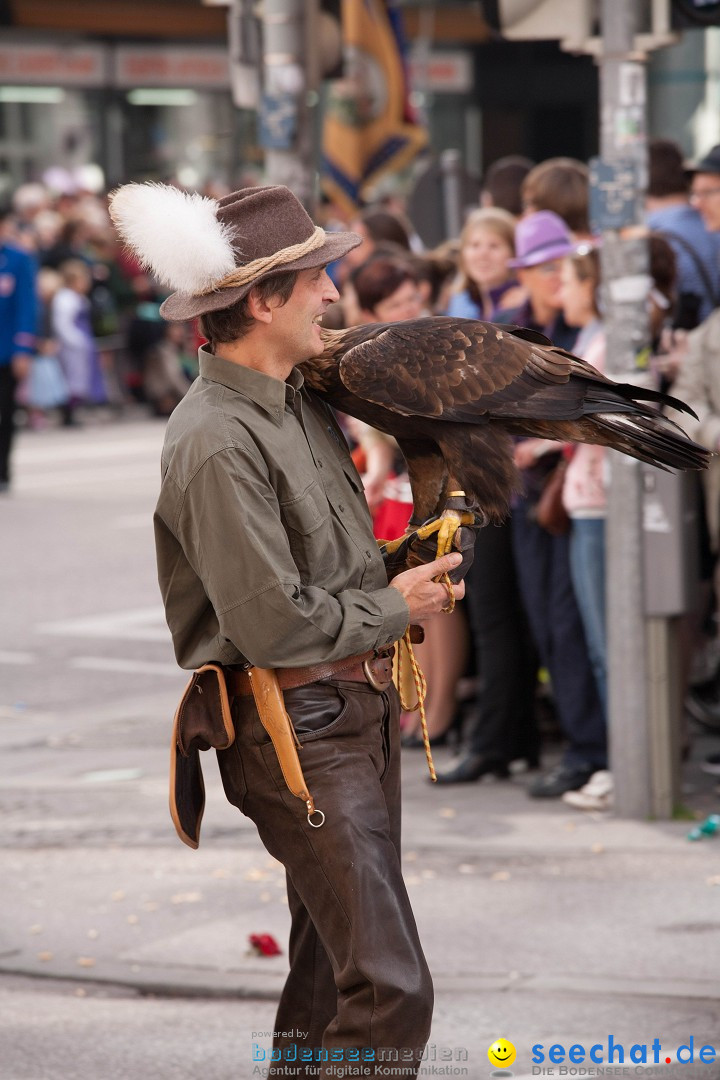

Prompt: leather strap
[
  {"left": 246, "top": 666, "right": 324, "bottom": 827},
  {"left": 226, "top": 648, "right": 391, "bottom": 697}
]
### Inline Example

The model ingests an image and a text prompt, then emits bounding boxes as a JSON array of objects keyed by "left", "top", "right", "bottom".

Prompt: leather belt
[{"left": 226, "top": 647, "right": 395, "bottom": 697}]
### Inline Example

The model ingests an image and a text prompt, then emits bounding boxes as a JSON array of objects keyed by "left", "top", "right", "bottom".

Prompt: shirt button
[
  {"left": 317, "top": 459, "right": 323, "bottom": 467},
  {"left": 365, "top": 550, "right": 372, "bottom": 559},
  {"left": 338, "top": 503, "right": 345, "bottom": 513}
]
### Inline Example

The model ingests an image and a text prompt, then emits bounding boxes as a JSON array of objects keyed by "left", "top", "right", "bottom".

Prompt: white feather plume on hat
[{"left": 108, "top": 182, "right": 237, "bottom": 295}]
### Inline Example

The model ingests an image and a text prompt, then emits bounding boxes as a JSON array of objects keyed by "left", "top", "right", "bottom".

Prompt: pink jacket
[{"left": 562, "top": 326, "right": 607, "bottom": 518}]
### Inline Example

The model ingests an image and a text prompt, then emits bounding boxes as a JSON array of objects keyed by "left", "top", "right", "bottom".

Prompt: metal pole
[
  {"left": 440, "top": 149, "right": 464, "bottom": 240},
  {"left": 600, "top": 0, "right": 653, "bottom": 819}
]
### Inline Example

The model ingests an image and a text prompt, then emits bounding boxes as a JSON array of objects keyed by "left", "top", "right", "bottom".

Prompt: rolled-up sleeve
[{"left": 176, "top": 443, "right": 409, "bottom": 668}]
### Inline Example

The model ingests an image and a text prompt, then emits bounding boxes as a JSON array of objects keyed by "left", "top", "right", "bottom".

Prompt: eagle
[
  {"left": 104, "top": 181, "right": 707, "bottom": 556},
  {"left": 300, "top": 317, "right": 709, "bottom": 555}
]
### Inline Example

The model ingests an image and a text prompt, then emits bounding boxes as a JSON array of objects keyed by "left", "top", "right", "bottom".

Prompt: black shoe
[
  {"left": 685, "top": 685, "right": 720, "bottom": 732},
  {"left": 435, "top": 752, "right": 510, "bottom": 784},
  {"left": 700, "top": 752, "right": 720, "bottom": 776},
  {"left": 529, "top": 762, "right": 595, "bottom": 798}
]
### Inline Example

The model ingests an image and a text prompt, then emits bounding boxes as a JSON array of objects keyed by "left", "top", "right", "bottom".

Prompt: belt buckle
[{"left": 362, "top": 656, "right": 393, "bottom": 692}]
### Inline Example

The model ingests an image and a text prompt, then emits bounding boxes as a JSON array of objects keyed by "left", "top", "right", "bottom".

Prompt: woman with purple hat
[
  {"left": 494, "top": 211, "right": 608, "bottom": 800},
  {"left": 437, "top": 211, "right": 600, "bottom": 788}
]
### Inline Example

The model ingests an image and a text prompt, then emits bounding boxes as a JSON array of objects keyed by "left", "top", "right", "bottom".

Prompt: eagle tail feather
[{"left": 589, "top": 412, "right": 710, "bottom": 472}]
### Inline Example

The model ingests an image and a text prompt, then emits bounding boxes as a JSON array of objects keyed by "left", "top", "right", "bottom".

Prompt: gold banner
[{"left": 322, "top": 0, "right": 427, "bottom": 215}]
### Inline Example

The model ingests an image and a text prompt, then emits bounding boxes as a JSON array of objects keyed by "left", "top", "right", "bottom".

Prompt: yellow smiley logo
[{"left": 488, "top": 1039, "right": 517, "bottom": 1069}]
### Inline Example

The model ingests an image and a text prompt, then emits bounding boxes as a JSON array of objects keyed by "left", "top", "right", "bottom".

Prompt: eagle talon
[
  {"left": 379, "top": 531, "right": 413, "bottom": 555},
  {"left": 416, "top": 508, "right": 477, "bottom": 560}
]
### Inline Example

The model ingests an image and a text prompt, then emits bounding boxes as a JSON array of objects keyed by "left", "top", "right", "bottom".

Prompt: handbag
[{"left": 534, "top": 457, "right": 570, "bottom": 536}]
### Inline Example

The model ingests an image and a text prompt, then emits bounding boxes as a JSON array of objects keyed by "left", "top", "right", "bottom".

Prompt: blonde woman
[{"left": 445, "top": 207, "right": 525, "bottom": 321}]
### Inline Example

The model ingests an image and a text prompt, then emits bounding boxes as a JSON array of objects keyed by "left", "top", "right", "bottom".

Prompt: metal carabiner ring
[{"left": 308, "top": 808, "right": 325, "bottom": 828}]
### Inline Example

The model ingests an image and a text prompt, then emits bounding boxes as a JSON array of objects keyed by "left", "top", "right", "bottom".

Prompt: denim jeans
[
  {"left": 569, "top": 517, "right": 608, "bottom": 717},
  {"left": 511, "top": 499, "right": 607, "bottom": 770}
]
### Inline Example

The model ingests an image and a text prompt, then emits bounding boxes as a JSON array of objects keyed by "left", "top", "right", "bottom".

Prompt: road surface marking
[
  {"left": 71, "top": 656, "right": 181, "bottom": 677},
  {"left": 39, "top": 607, "right": 167, "bottom": 642}
]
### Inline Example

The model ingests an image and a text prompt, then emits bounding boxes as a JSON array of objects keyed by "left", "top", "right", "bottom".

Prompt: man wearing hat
[
  {"left": 109, "top": 182, "right": 463, "bottom": 1073},
  {"left": 689, "top": 144, "right": 720, "bottom": 234},
  {"left": 646, "top": 139, "right": 720, "bottom": 327}
]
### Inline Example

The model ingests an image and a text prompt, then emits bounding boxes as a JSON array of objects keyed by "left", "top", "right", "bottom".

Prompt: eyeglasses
[{"left": 690, "top": 187, "right": 720, "bottom": 202}]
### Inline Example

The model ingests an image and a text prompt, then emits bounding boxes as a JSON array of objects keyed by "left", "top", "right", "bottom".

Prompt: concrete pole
[
  {"left": 600, "top": 0, "right": 653, "bottom": 818},
  {"left": 261, "top": 0, "right": 318, "bottom": 212}
]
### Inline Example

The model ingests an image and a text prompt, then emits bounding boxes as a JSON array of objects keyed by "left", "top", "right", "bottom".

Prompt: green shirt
[{"left": 154, "top": 347, "right": 410, "bottom": 670}]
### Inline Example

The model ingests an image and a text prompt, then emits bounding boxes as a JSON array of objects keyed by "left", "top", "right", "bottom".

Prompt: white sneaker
[{"left": 562, "top": 770, "right": 614, "bottom": 810}]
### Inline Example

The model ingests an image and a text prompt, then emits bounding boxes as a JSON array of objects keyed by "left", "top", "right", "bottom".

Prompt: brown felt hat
[{"left": 160, "top": 186, "right": 361, "bottom": 321}]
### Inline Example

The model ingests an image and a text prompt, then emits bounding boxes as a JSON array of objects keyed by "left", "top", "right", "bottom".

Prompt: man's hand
[{"left": 389, "top": 552, "right": 465, "bottom": 624}]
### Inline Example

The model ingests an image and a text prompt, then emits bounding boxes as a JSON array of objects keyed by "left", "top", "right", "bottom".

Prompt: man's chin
[{"left": 308, "top": 327, "right": 325, "bottom": 356}]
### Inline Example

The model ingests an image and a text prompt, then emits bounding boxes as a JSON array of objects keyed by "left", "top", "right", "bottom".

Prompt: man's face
[
  {"left": 269, "top": 265, "right": 339, "bottom": 360},
  {"left": 690, "top": 171, "right": 720, "bottom": 231}
]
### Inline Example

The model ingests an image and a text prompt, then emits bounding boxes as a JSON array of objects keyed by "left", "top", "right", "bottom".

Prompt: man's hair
[
  {"left": 482, "top": 156, "right": 534, "bottom": 216},
  {"left": 649, "top": 233, "right": 677, "bottom": 303},
  {"left": 570, "top": 247, "right": 601, "bottom": 317},
  {"left": 199, "top": 270, "right": 298, "bottom": 346},
  {"left": 522, "top": 157, "right": 590, "bottom": 234},
  {"left": 360, "top": 208, "right": 411, "bottom": 250},
  {"left": 351, "top": 255, "right": 417, "bottom": 313},
  {"left": 648, "top": 138, "right": 690, "bottom": 197}
]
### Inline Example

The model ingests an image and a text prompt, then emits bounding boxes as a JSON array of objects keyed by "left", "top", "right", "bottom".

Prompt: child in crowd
[{"left": 52, "top": 259, "right": 102, "bottom": 426}]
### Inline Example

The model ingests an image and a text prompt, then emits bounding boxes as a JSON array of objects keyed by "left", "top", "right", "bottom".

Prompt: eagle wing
[{"left": 336, "top": 317, "right": 584, "bottom": 423}]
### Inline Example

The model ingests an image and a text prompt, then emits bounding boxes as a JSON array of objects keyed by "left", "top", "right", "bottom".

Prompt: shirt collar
[{"left": 198, "top": 345, "right": 305, "bottom": 425}]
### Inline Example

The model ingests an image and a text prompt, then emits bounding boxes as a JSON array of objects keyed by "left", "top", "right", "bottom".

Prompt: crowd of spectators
[
  {"left": 4, "top": 141, "right": 720, "bottom": 808},
  {"left": 317, "top": 140, "right": 720, "bottom": 809},
  {"left": 0, "top": 177, "right": 203, "bottom": 490}
]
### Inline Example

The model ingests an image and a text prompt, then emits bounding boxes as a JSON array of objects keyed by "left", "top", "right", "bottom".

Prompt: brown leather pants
[{"left": 216, "top": 677, "right": 433, "bottom": 1078}]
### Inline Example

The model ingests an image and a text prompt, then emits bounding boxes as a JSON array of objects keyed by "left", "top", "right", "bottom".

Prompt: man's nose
[{"left": 322, "top": 270, "right": 340, "bottom": 303}]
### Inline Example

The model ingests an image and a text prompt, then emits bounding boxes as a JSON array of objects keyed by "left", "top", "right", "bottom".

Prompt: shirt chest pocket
[{"left": 280, "top": 480, "right": 333, "bottom": 580}]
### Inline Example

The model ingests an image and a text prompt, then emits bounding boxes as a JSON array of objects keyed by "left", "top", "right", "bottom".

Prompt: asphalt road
[{"left": 3, "top": 415, "right": 720, "bottom": 1080}]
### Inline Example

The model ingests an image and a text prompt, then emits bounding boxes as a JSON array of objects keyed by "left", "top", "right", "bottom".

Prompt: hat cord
[{"left": 200, "top": 225, "right": 327, "bottom": 295}]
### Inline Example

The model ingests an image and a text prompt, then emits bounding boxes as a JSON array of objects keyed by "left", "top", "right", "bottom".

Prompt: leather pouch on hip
[{"left": 169, "top": 663, "right": 235, "bottom": 849}]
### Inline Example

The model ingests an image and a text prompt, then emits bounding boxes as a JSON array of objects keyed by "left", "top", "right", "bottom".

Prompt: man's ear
[{"left": 246, "top": 287, "right": 274, "bottom": 324}]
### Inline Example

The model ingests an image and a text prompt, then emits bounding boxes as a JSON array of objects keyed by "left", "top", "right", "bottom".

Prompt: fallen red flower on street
[{"left": 248, "top": 932, "right": 282, "bottom": 957}]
